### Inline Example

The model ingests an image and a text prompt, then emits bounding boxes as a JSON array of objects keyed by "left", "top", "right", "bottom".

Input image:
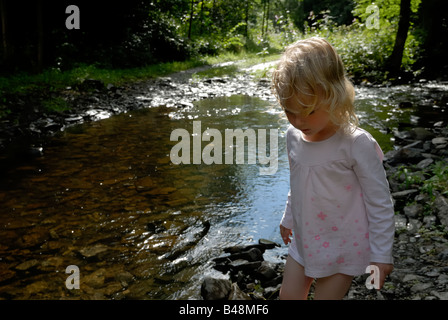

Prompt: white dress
[{"left": 280, "top": 126, "right": 395, "bottom": 278}]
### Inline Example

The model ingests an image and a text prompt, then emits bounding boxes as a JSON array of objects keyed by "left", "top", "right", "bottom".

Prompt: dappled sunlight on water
[{"left": 0, "top": 95, "right": 289, "bottom": 299}]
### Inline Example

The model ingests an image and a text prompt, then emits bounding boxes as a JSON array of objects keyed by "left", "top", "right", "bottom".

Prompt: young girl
[{"left": 272, "top": 37, "right": 395, "bottom": 300}]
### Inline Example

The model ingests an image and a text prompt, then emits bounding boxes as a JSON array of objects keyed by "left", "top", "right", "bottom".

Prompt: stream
[{"left": 0, "top": 79, "right": 447, "bottom": 299}]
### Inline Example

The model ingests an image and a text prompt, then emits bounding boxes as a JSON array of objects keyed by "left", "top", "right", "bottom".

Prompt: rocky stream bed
[{"left": 1, "top": 62, "right": 448, "bottom": 300}]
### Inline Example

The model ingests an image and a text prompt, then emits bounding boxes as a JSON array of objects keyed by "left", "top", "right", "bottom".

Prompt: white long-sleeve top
[{"left": 281, "top": 125, "right": 395, "bottom": 278}]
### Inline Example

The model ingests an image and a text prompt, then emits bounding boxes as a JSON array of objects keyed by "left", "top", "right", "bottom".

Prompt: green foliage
[
  {"left": 352, "top": 0, "right": 421, "bottom": 22},
  {"left": 294, "top": 0, "right": 423, "bottom": 82},
  {"left": 422, "top": 161, "right": 448, "bottom": 198},
  {"left": 42, "top": 97, "right": 69, "bottom": 113},
  {"left": 392, "top": 160, "right": 448, "bottom": 216},
  {"left": 0, "top": 0, "right": 432, "bottom": 94}
]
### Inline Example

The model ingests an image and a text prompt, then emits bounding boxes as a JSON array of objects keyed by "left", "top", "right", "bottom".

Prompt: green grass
[
  {"left": 0, "top": 51, "right": 281, "bottom": 120},
  {"left": 41, "top": 97, "right": 70, "bottom": 113},
  {"left": 0, "top": 51, "right": 280, "bottom": 96},
  {"left": 192, "top": 51, "right": 280, "bottom": 79},
  {"left": 0, "top": 59, "right": 207, "bottom": 95}
]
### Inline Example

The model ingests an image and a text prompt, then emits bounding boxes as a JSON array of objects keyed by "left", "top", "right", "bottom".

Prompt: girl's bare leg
[
  {"left": 313, "top": 273, "right": 353, "bottom": 300},
  {"left": 279, "top": 256, "right": 314, "bottom": 300}
]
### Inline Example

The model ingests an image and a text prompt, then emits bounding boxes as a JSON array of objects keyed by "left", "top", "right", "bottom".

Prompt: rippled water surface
[{"left": 0, "top": 82, "right": 447, "bottom": 299}]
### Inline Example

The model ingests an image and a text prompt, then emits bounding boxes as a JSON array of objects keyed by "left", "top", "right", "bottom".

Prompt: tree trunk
[
  {"left": 0, "top": 0, "right": 11, "bottom": 64},
  {"left": 419, "top": 0, "right": 448, "bottom": 78},
  {"left": 188, "top": 0, "right": 194, "bottom": 39},
  {"left": 244, "top": 1, "right": 249, "bottom": 37},
  {"left": 387, "top": 0, "right": 411, "bottom": 76},
  {"left": 199, "top": 0, "right": 204, "bottom": 35},
  {"left": 36, "top": 0, "right": 44, "bottom": 73},
  {"left": 261, "top": 0, "right": 266, "bottom": 37},
  {"left": 265, "top": 0, "right": 270, "bottom": 36}
]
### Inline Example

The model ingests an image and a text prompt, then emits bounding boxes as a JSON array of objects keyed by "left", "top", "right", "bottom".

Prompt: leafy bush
[{"left": 300, "top": 7, "right": 422, "bottom": 83}]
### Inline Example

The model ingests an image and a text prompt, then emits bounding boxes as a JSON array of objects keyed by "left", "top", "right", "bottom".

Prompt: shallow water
[{"left": 0, "top": 82, "right": 447, "bottom": 299}]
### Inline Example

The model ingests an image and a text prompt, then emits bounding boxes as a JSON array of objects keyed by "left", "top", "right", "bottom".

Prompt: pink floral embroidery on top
[
  {"left": 317, "top": 211, "right": 327, "bottom": 220},
  {"left": 336, "top": 257, "right": 345, "bottom": 264},
  {"left": 332, "top": 226, "right": 338, "bottom": 231},
  {"left": 322, "top": 242, "right": 330, "bottom": 248},
  {"left": 314, "top": 235, "right": 320, "bottom": 240}
]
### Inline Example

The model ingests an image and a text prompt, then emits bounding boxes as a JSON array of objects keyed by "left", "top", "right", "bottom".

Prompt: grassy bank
[
  {"left": 0, "top": 50, "right": 282, "bottom": 119},
  {"left": 0, "top": 51, "right": 279, "bottom": 93},
  {"left": 0, "top": 60, "right": 205, "bottom": 95}
]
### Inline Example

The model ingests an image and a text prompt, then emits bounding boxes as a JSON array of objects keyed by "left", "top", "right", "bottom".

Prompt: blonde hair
[{"left": 272, "top": 37, "right": 358, "bottom": 132}]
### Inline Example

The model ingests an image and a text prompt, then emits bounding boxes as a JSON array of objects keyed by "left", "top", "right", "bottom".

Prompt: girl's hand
[
  {"left": 369, "top": 262, "right": 394, "bottom": 290},
  {"left": 280, "top": 225, "right": 292, "bottom": 245}
]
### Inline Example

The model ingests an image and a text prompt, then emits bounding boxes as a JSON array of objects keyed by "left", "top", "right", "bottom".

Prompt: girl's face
[{"left": 284, "top": 94, "right": 338, "bottom": 142}]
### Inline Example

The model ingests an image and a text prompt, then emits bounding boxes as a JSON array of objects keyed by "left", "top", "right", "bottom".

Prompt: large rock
[
  {"left": 434, "top": 195, "right": 448, "bottom": 227},
  {"left": 79, "top": 243, "right": 109, "bottom": 258},
  {"left": 385, "top": 146, "right": 425, "bottom": 165},
  {"left": 228, "top": 283, "right": 251, "bottom": 300},
  {"left": 410, "top": 127, "right": 435, "bottom": 141},
  {"left": 403, "top": 203, "right": 424, "bottom": 218},
  {"left": 228, "top": 248, "right": 264, "bottom": 262},
  {"left": 201, "top": 277, "right": 232, "bottom": 300}
]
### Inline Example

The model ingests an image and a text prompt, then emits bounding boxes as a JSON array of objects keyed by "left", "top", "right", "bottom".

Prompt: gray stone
[
  {"left": 15, "top": 259, "right": 39, "bottom": 271},
  {"left": 228, "top": 247, "right": 263, "bottom": 262},
  {"left": 228, "top": 283, "right": 251, "bottom": 300},
  {"left": 386, "top": 146, "right": 425, "bottom": 165},
  {"left": 432, "top": 137, "right": 448, "bottom": 145},
  {"left": 407, "top": 219, "right": 422, "bottom": 233},
  {"left": 410, "top": 282, "right": 432, "bottom": 293},
  {"left": 84, "top": 268, "right": 107, "bottom": 288},
  {"left": 423, "top": 215, "right": 437, "bottom": 228},
  {"left": 434, "top": 195, "right": 448, "bottom": 226},
  {"left": 410, "top": 127, "right": 435, "bottom": 141},
  {"left": 79, "top": 243, "right": 109, "bottom": 258},
  {"left": 430, "top": 291, "right": 448, "bottom": 300},
  {"left": 256, "top": 261, "right": 278, "bottom": 281},
  {"left": 416, "top": 158, "right": 434, "bottom": 169},
  {"left": 394, "top": 214, "right": 407, "bottom": 230},
  {"left": 201, "top": 277, "right": 232, "bottom": 300},
  {"left": 391, "top": 189, "right": 419, "bottom": 199},
  {"left": 404, "top": 203, "right": 424, "bottom": 218}
]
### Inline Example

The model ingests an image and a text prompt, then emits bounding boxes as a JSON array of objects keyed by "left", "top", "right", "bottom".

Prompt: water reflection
[{"left": 0, "top": 95, "right": 290, "bottom": 299}]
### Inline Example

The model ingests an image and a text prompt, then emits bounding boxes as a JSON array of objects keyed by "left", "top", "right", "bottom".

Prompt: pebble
[
  {"left": 79, "top": 244, "right": 109, "bottom": 258},
  {"left": 15, "top": 259, "right": 39, "bottom": 271}
]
